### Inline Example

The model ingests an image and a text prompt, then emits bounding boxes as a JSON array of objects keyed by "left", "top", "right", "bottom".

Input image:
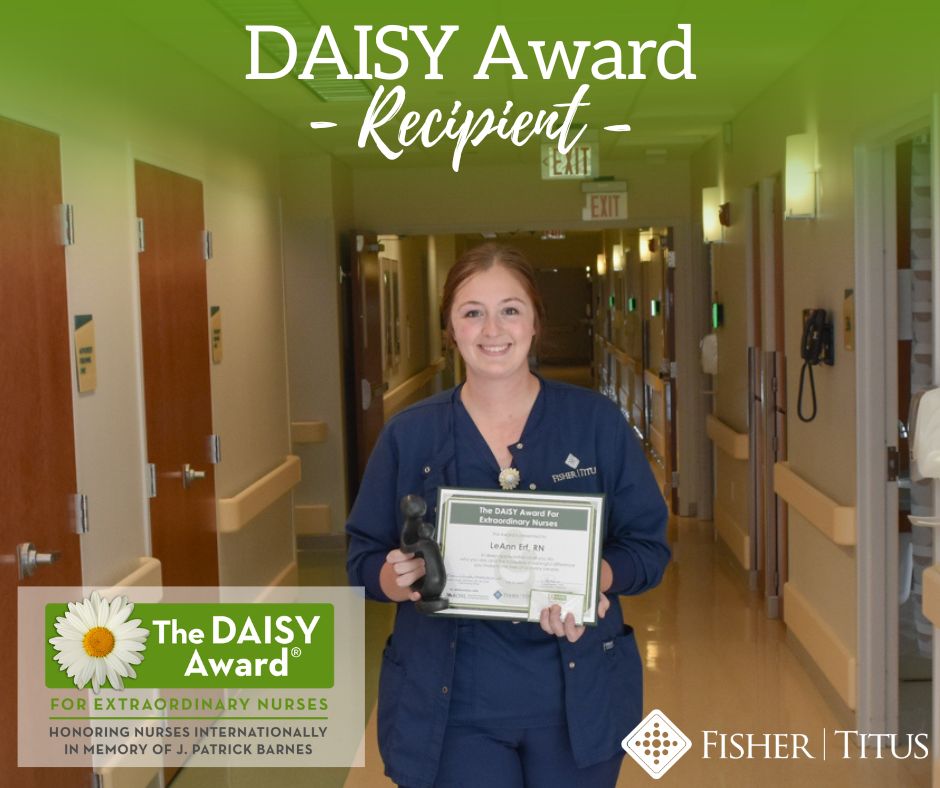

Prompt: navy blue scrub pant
[{"left": 402, "top": 721, "right": 624, "bottom": 787}]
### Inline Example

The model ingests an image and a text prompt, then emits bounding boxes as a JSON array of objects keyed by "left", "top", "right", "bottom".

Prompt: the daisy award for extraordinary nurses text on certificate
[{"left": 433, "top": 488, "right": 605, "bottom": 624}]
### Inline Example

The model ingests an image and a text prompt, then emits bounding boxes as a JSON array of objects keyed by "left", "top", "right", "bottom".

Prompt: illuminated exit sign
[
  {"left": 541, "top": 143, "right": 597, "bottom": 179},
  {"left": 581, "top": 181, "right": 628, "bottom": 221}
]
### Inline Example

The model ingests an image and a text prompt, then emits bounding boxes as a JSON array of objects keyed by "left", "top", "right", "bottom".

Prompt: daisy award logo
[
  {"left": 622, "top": 709, "right": 692, "bottom": 779},
  {"left": 48, "top": 592, "right": 149, "bottom": 693},
  {"left": 46, "top": 599, "right": 333, "bottom": 690}
]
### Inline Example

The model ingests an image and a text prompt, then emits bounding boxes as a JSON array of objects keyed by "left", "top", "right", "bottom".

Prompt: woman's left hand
[{"left": 539, "top": 593, "right": 611, "bottom": 643}]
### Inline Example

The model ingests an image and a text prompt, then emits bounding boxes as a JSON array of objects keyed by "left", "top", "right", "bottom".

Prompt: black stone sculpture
[{"left": 399, "top": 494, "right": 449, "bottom": 613}]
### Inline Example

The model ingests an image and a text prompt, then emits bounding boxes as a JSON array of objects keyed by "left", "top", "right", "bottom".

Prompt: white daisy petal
[
  {"left": 64, "top": 610, "right": 89, "bottom": 633},
  {"left": 106, "top": 602, "right": 133, "bottom": 629},
  {"left": 105, "top": 653, "right": 130, "bottom": 678},
  {"left": 114, "top": 625, "right": 149, "bottom": 641},
  {"left": 103, "top": 658, "right": 124, "bottom": 690},
  {"left": 111, "top": 647, "right": 141, "bottom": 664},
  {"left": 96, "top": 596, "right": 110, "bottom": 627},
  {"left": 68, "top": 601, "right": 92, "bottom": 630},
  {"left": 55, "top": 620, "right": 85, "bottom": 640},
  {"left": 93, "top": 659, "right": 106, "bottom": 693},
  {"left": 77, "top": 660, "right": 95, "bottom": 689},
  {"left": 78, "top": 598, "right": 97, "bottom": 628}
]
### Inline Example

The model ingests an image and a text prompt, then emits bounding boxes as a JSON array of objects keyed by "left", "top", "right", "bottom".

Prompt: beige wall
[
  {"left": 282, "top": 156, "right": 350, "bottom": 537},
  {"left": 690, "top": 8, "right": 940, "bottom": 701},
  {"left": 353, "top": 159, "right": 691, "bottom": 235},
  {"left": 1, "top": 7, "right": 297, "bottom": 586}
]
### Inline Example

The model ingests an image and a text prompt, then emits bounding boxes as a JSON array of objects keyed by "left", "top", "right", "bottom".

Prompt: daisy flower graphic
[{"left": 49, "top": 591, "right": 149, "bottom": 693}]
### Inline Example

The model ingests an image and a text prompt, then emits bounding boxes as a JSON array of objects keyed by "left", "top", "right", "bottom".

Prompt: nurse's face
[{"left": 450, "top": 264, "right": 537, "bottom": 382}]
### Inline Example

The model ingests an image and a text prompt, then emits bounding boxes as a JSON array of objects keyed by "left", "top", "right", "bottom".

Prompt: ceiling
[{"left": 116, "top": 0, "right": 862, "bottom": 168}]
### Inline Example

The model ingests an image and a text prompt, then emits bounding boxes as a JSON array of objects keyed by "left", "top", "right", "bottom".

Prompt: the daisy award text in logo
[{"left": 46, "top": 599, "right": 334, "bottom": 690}]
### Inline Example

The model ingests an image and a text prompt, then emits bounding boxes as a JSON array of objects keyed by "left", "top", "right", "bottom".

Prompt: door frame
[{"left": 854, "top": 96, "right": 939, "bottom": 735}]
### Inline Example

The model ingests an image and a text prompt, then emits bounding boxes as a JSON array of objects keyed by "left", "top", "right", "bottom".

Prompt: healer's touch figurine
[{"left": 399, "top": 494, "right": 449, "bottom": 613}]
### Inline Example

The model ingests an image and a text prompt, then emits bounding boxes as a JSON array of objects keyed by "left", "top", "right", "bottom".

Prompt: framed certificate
[{"left": 433, "top": 487, "right": 605, "bottom": 625}]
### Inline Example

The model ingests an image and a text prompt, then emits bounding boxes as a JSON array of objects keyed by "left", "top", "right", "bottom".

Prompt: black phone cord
[{"left": 797, "top": 360, "right": 817, "bottom": 422}]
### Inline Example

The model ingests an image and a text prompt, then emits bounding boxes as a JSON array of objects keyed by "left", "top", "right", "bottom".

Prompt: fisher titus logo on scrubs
[
  {"left": 622, "top": 710, "right": 691, "bottom": 779},
  {"left": 551, "top": 462, "right": 597, "bottom": 483},
  {"left": 46, "top": 602, "right": 334, "bottom": 689}
]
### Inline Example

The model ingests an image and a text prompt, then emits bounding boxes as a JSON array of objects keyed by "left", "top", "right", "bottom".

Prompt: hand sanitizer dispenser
[
  {"left": 700, "top": 333, "right": 718, "bottom": 376},
  {"left": 908, "top": 388, "right": 940, "bottom": 529},
  {"left": 909, "top": 388, "right": 940, "bottom": 480}
]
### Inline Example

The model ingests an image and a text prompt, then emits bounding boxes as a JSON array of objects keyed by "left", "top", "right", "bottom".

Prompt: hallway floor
[{"left": 175, "top": 519, "right": 931, "bottom": 787}]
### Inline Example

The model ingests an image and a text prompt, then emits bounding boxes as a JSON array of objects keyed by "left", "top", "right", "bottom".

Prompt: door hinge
[
  {"left": 771, "top": 376, "right": 778, "bottom": 394},
  {"left": 209, "top": 434, "right": 222, "bottom": 465},
  {"left": 58, "top": 204, "right": 75, "bottom": 246},
  {"left": 71, "top": 493, "right": 90, "bottom": 534},
  {"left": 670, "top": 360, "right": 678, "bottom": 379},
  {"left": 136, "top": 218, "right": 145, "bottom": 253},
  {"left": 202, "top": 230, "right": 213, "bottom": 261},
  {"left": 887, "top": 446, "right": 899, "bottom": 481},
  {"left": 671, "top": 471, "right": 680, "bottom": 488},
  {"left": 667, "top": 251, "right": 676, "bottom": 268},
  {"left": 146, "top": 463, "right": 158, "bottom": 498},
  {"left": 91, "top": 772, "right": 104, "bottom": 788}
]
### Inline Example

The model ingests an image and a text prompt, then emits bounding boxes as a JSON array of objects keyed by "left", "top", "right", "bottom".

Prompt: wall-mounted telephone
[
  {"left": 798, "top": 309, "right": 834, "bottom": 422},
  {"left": 801, "top": 308, "right": 834, "bottom": 365}
]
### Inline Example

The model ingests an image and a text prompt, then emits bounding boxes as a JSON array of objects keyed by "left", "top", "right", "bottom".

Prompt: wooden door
[
  {"left": 135, "top": 162, "right": 218, "bottom": 587},
  {"left": 0, "top": 116, "right": 88, "bottom": 786},
  {"left": 345, "top": 232, "right": 385, "bottom": 497}
]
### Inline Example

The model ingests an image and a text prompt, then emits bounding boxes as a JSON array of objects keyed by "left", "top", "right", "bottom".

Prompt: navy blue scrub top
[{"left": 449, "top": 382, "right": 566, "bottom": 726}]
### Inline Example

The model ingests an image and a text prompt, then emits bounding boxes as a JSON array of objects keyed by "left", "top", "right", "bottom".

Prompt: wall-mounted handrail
[
  {"left": 601, "top": 339, "right": 641, "bottom": 371},
  {"left": 773, "top": 462, "right": 856, "bottom": 546},
  {"left": 706, "top": 414, "right": 749, "bottom": 460},
  {"left": 218, "top": 455, "right": 301, "bottom": 534},
  {"left": 384, "top": 357, "right": 445, "bottom": 415},
  {"left": 923, "top": 565, "right": 940, "bottom": 627}
]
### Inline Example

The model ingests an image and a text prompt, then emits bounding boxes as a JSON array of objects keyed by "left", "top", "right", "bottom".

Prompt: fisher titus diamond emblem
[
  {"left": 622, "top": 709, "right": 691, "bottom": 779},
  {"left": 565, "top": 453, "right": 580, "bottom": 469}
]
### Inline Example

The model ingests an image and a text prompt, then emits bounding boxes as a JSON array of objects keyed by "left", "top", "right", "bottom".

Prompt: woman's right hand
[{"left": 379, "top": 549, "right": 426, "bottom": 602}]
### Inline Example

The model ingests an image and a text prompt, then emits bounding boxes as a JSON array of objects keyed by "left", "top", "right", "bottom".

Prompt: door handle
[
  {"left": 361, "top": 379, "right": 389, "bottom": 411},
  {"left": 182, "top": 463, "right": 207, "bottom": 489},
  {"left": 17, "top": 542, "right": 61, "bottom": 580}
]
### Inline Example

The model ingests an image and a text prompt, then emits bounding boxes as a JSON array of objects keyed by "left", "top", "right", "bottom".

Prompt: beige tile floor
[{"left": 175, "top": 519, "right": 933, "bottom": 787}]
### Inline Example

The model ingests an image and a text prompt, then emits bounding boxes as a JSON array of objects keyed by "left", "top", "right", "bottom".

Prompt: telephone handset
[
  {"left": 798, "top": 309, "right": 834, "bottom": 422},
  {"left": 801, "top": 309, "right": 833, "bottom": 365}
]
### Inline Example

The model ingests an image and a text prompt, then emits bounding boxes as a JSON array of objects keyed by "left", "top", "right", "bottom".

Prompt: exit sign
[
  {"left": 582, "top": 190, "right": 628, "bottom": 221},
  {"left": 541, "top": 143, "right": 597, "bottom": 179}
]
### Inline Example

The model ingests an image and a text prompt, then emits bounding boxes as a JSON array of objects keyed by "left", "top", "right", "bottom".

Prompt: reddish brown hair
[{"left": 440, "top": 243, "right": 546, "bottom": 348}]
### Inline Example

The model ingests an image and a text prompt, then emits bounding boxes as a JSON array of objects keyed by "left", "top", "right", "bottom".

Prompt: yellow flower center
[{"left": 83, "top": 626, "right": 115, "bottom": 658}]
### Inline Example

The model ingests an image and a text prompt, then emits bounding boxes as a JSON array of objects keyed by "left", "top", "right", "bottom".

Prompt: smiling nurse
[{"left": 346, "top": 243, "right": 670, "bottom": 788}]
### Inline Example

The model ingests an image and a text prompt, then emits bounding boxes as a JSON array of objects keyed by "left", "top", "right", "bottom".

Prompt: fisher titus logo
[
  {"left": 564, "top": 453, "right": 580, "bottom": 469},
  {"left": 622, "top": 710, "right": 691, "bottom": 779}
]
